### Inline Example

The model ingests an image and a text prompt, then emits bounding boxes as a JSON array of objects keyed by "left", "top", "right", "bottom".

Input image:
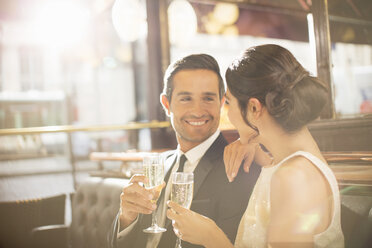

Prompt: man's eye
[
  {"left": 180, "top": 97, "right": 191, "bottom": 102},
  {"left": 225, "top": 100, "right": 230, "bottom": 105},
  {"left": 204, "top": 97, "right": 215, "bottom": 102}
]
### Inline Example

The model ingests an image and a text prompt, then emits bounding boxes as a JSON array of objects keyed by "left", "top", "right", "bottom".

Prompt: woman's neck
[{"left": 260, "top": 126, "right": 321, "bottom": 165}]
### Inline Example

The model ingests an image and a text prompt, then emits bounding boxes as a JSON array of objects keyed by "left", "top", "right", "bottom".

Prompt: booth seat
[
  {"left": 341, "top": 194, "right": 372, "bottom": 248},
  {"left": 0, "top": 194, "right": 66, "bottom": 248},
  {"left": 31, "top": 177, "right": 127, "bottom": 248},
  {"left": 28, "top": 176, "right": 372, "bottom": 248}
]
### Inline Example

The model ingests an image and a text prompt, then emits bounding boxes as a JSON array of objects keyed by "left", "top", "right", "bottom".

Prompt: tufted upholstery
[
  {"left": 31, "top": 177, "right": 128, "bottom": 248},
  {"left": 69, "top": 177, "right": 127, "bottom": 248}
]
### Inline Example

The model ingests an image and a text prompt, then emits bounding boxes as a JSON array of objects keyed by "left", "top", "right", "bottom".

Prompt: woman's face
[{"left": 225, "top": 89, "right": 256, "bottom": 144}]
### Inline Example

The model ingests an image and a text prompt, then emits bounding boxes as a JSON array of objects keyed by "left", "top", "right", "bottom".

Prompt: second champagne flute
[
  {"left": 142, "top": 154, "right": 166, "bottom": 233},
  {"left": 171, "top": 172, "right": 194, "bottom": 248}
]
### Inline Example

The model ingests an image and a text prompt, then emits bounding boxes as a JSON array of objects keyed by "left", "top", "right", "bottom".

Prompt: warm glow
[
  {"left": 168, "top": 0, "right": 197, "bottom": 45},
  {"left": 222, "top": 25, "right": 239, "bottom": 36},
  {"left": 213, "top": 3, "right": 239, "bottom": 26},
  {"left": 307, "top": 13, "right": 318, "bottom": 76},
  {"left": 298, "top": 212, "right": 321, "bottom": 233},
  {"left": 29, "top": 1, "right": 91, "bottom": 47},
  {"left": 205, "top": 13, "right": 223, "bottom": 35},
  {"left": 112, "top": 0, "right": 147, "bottom": 42}
]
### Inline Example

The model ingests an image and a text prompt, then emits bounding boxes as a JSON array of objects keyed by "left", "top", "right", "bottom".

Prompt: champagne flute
[
  {"left": 143, "top": 154, "right": 167, "bottom": 233},
  {"left": 171, "top": 172, "right": 194, "bottom": 248}
]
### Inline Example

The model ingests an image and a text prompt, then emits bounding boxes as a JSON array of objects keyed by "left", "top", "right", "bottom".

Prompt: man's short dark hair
[{"left": 162, "top": 54, "right": 225, "bottom": 102}]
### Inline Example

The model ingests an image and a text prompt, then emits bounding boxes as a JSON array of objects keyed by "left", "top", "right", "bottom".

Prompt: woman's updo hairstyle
[{"left": 226, "top": 44, "right": 328, "bottom": 133}]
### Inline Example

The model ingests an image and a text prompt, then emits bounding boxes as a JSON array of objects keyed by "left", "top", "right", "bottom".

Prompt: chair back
[
  {"left": 341, "top": 194, "right": 372, "bottom": 248},
  {"left": 0, "top": 194, "right": 66, "bottom": 248}
]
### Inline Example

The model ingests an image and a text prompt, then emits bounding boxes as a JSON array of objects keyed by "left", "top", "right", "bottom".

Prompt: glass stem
[
  {"left": 151, "top": 210, "right": 157, "bottom": 227},
  {"left": 175, "top": 237, "right": 182, "bottom": 248}
]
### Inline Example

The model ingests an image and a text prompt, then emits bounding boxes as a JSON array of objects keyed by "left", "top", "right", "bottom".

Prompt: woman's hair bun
[
  {"left": 226, "top": 44, "right": 328, "bottom": 133},
  {"left": 265, "top": 74, "right": 328, "bottom": 132}
]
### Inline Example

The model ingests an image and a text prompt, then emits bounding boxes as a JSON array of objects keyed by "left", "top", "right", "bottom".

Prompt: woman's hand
[
  {"left": 224, "top": 139, "right": 272, "bottom": 182},
  {"left": 167, "top": 201, "right": 232, "bottom": 248}
]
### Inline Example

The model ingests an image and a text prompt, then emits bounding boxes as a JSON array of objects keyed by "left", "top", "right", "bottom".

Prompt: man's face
[{"left": 161, "top": 69, "right": 223, "bottom": 151}]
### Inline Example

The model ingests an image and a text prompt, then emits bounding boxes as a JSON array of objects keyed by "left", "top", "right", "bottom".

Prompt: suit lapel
[
  {"left": 193, "top": 133, "right": 226, "bottom": 199},
  {"left": 159, "top": 152, "right": 177, "bottom": 203},
  {"left": 159, "top": 152, "right": 177, "bottom": 229},
  {"left": 165, "top": 153, "right": 177, "bottom": 181},
  {"left": 163, "top": 134, "right": 227, "bottom": 237}
]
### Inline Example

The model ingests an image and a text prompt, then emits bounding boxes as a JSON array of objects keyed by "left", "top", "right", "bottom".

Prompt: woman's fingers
[
  {"left": 224, "top": 141, "right": 244, "bottom": 182},
  {"left": 224, "top": 144, "right": 233, "bottom": 179},
  {"left": 167, "top": 200, "right": 189, "bottom": 214},
  {"left": 167, "top": 208, "right": 177, "bottom": 221},
  {"left": 129, "top": 174, "right": 148, "bottom": 184},
  {"left": 167, "top": 205, "right": 187, "bottom": 240},
  {"left": 224, "top": 140, "right": 259, "bottom": 182},
  {"left": 243, "top": 150, "right": 254, "bottom": 172},
  {"left": 242, "top": 144, "right": 257, "bottom": 172},
  {"left": 233, "top": 145, "right": 250, "bottom": 180},
  {"left": 224, "top": 142, "right": 238, "bottom": 182}
]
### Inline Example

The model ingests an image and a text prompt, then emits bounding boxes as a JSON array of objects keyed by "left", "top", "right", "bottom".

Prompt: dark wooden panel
[
  {"left": 311, "top": 0, "right": 334, "bottom": 119},
  {"left": 146, "top": 0, "right": 172, "bottom": 150},
  {"left": 309, "top": 116, "right": 372, "bottom": 151},
  {"left": 222, "top": 116, "right": 372, "bottom": 152}
]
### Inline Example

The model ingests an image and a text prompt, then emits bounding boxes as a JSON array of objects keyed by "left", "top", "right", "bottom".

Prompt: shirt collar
[{"left": 177, "top": 130, "right": 220, "bottom": 164}]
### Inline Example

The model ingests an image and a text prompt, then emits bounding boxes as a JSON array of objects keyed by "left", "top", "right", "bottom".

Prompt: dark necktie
[
  {"left": 157, "top": 154, "right": 187, "bottom": 247},
  {"left": 177, "top": 154, "right": 187, "bottom": 172}
]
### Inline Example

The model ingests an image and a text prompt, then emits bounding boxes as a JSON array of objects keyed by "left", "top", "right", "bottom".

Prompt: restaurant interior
[{"left": 0, "top": 0, "right": 371, "bottom": 247}]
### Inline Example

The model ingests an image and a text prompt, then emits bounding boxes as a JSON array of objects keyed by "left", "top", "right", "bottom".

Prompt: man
[{"left": 109, "top": 54, "right": 261, "bottom": 248}]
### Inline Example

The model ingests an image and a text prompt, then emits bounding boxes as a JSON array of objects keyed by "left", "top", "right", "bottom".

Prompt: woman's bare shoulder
[
  {"left": 274, "top": 155, "right": 325, "bottom": 183},
  {"left": 271, "top": 155, "right": 329, "bottom": 203}
]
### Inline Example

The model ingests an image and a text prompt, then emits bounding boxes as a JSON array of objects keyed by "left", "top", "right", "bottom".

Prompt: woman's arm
[
  {"left": 224, "top": 139, "right": 272, "bottom": 182},
  {"left": 167, "top": 201, "right": 234, "bottom": 248},
  {"left": 268, "top": 157, "right": 331, "bottom": 247}
]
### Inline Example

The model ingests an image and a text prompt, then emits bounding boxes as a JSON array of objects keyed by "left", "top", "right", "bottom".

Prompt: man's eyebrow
[
  {"left": 176, "top": 91, "right": 191, "bottom": 96},
  {"left": 203, "top": 92, "right": 218, "bottom": 96},
  {"left": 176, "top": 92, "right": 217, "bottom": 96}
]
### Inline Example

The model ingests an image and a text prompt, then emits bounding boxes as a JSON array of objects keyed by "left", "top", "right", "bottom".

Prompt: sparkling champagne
[
  {"left": 171, "top": 182, "right": 193, "bottom": 209},
  {"left": 144, "top": 163, "right": 164, "bottom": 203}
]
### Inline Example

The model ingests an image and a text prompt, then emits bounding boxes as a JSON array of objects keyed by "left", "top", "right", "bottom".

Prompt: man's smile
[{"left": 186, "top": 120, "right": 209, "bottom": 126}]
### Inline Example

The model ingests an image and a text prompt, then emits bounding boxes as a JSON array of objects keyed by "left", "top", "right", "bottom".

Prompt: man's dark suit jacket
[{"left": 109, "top": 133, "right": 261, "bottom": 248}]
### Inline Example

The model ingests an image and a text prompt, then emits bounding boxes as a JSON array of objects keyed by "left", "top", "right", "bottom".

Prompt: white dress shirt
[
  {"left": 118, "top": 130, "right": 221, "bottom": 247},
  {"left": 147, "top": 130, "right": 220, "bottom": 247}
]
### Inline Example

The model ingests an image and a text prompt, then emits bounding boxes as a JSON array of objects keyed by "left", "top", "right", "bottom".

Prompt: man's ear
[
  {"left": 248, "top": 98, "right": 263, "bottom": 119},
  {"left": 160, "top": 93, "right": 171, "bottom": 116}
]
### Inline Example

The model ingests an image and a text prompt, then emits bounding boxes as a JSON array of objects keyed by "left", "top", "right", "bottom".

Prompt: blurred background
[
  {"left": 0, "top": 2, "right": 371, "bottom": 248},
  {"left": 0, "top": 0, "right": 371, "bottom": 200}
]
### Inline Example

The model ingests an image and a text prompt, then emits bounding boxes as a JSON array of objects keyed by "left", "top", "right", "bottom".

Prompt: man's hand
[
  {"left": 119, "top": 174, "right": 164, "bottom": 229},
  {"left": 224, "top": 140, "right": 272, "bottom": 182}
]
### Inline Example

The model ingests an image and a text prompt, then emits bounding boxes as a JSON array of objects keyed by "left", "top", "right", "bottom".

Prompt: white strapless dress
[{"left": 235, "top": 151, "right": 344, "bottom": 248}]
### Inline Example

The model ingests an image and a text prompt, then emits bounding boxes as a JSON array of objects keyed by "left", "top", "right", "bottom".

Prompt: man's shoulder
[
  {"left": 203, "top": 133, "right": 228, "bottom": 160},
  {"left": 161, "top": 149, "right": 177, "bottom": 159}
]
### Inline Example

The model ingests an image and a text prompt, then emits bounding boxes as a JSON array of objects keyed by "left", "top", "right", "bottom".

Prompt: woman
[{"left": 167, "top": 44, "right": 344, "bottom": 248}]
